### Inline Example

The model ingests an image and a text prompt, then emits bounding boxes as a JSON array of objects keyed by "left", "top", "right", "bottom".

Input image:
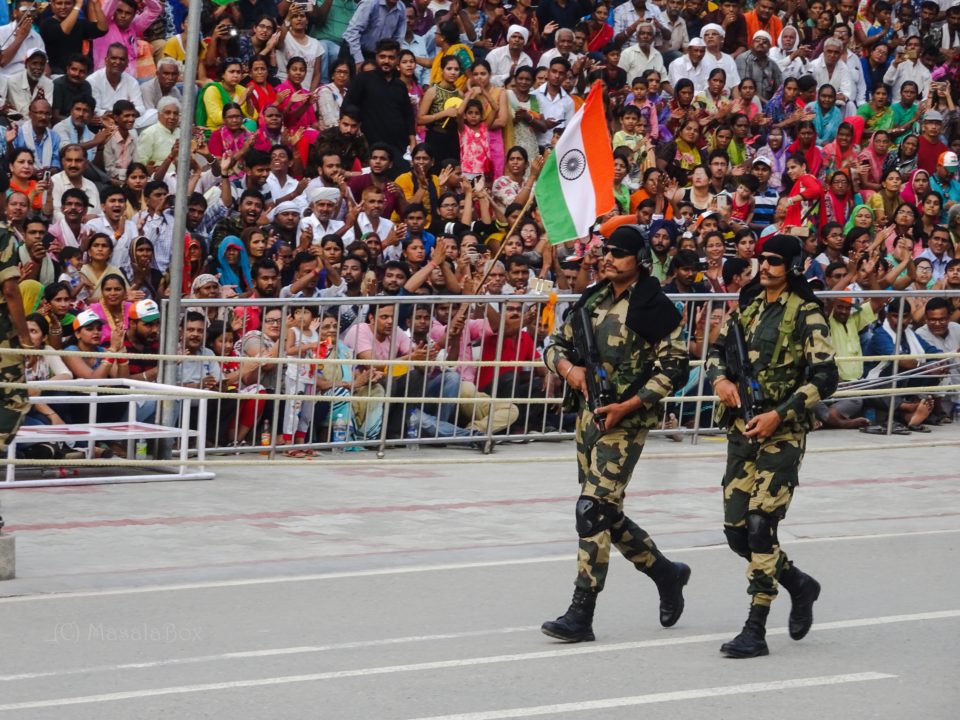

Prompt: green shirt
[
  {"left": 310, "top": 0, "right": 358, "bottom": 44},
  {"left": 828, "top": 303, "right": 875, "bottom": 382}
]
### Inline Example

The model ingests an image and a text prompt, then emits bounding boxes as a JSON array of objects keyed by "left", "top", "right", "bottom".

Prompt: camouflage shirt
[
  {"left": 706, "top": 290, "right": 838, "bottom": 428},
  {"left": 544, "top": 281, "right": 689, "bottom": 429},
  {"left": 0, "top": 226, "right": 21, "bottom": 338}
]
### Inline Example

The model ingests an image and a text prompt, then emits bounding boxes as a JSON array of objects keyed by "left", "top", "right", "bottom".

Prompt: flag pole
[
  {"left": 476, "top": 188, "right": 538, "bottom": 289},
  {"left": 159, "top": 0, "right": 203, "bottom": 448}
]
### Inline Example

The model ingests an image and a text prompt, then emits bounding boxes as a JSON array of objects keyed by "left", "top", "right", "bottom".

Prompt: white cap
[
  {"left": 688, "top": 37, "right": 706, "bottom": 48},
  {"left": 701, "top": 23, "right": 725, "bottom": 39}
]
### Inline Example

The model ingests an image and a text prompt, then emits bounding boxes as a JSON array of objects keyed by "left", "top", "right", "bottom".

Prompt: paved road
[{"left": 0, "top": 430, "right": 957, "bottom": 718}]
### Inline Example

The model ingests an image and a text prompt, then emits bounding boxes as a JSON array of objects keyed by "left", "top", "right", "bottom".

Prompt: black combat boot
[
  {"left": 651, "top": 561, "right": 692, "bottom": 628},
  {"left": 779, "top": 566, "right": 821, "bottom": 641},
  {"left": 720, "top": 604, "right": 770, "bottom": 658},
  {"left": 541, "top": 587, "right": 598, "bottom": 642}
]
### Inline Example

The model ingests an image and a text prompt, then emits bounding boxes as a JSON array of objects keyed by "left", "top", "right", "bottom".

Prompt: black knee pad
[
  {"left": 575, "top": 496, "right": 620, "bottom": 537},
  {"left": 724, "top": 526, "right": 751, "bottom": 559},
  {"left": 746, "top": 512, "right": 779, "bottom": 554}
]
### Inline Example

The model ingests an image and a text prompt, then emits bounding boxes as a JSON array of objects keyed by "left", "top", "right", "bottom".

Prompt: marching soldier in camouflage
[
  {"left": 0, "top": 223, "right": 31, "bottom": 525},
  {"left": 541, "top": 225, "right": 692, "bottom": 642},
  {"left": 706, "top": 234, "right": 839, "bottom": 658}
]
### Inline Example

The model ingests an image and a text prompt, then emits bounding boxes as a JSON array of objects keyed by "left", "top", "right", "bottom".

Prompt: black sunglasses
[
  {"left": 759, "top": 254, "right": 786, "bottom": 266},
  {"left": 601, "top": 245, "right": 633, "bottom": 259}
]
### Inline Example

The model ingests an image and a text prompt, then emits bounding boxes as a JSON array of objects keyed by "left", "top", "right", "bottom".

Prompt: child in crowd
[
  {"left": 459, "top": 98, "right": 491, "bottom": 180},
  {"left": 58, "top": 247, "right": 85, "bottom": 299},
  {"left": 728, "top": 175, "right": 758, "bottom": 230},
  {"left": 282, "top": 305, "right": 321, "bottom": 455}
]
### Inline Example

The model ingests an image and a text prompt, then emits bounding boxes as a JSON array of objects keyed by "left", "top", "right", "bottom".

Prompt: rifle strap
[
  {"left": 770, "top": 293, "right": 804, "bottom": 368},
  {"left": 738, "top": 293, "right": 805, "bottom": 369}
]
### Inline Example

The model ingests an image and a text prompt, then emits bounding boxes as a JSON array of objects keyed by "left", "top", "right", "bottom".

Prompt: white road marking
[
  {"left": 0, "top": 626, "right": 542, "bottom": 682},
  {"left": 0, "top": 610, "right": 954, "bottom": 710},
  {"left": 402, "top": 673, "right": 897, "bottom": 720},
  {"left": 1, "top": 527, "right": 958, "bottom": 604},
  {"left": 5, "top": 605, "right": 960, "bottom": 685}
]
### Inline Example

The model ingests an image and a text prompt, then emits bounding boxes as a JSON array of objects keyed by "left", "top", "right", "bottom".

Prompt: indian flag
[{"left": 535, "top": 82, "right": 615, "bottom": 245}]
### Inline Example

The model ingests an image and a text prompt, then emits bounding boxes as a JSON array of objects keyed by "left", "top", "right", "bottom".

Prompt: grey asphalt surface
[{"left": 0, "top": 429, "right": 958, "bottom": 719}]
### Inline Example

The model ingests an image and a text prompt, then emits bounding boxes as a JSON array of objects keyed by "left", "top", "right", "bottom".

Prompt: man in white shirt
[
  {"left": 883, "top": 35, "right": 933, "bottom": 101},
  {"left": 701, "top": 23, "right": 740, "bottom": 91},
  {"left": 532, "top": 57, "right": 575, "bottom": 149},
  {"left": 916, "top": 296, "right": 960, "bottom": 417},
  {"left": 298, "top": 186, "right": 345, "bottom": 240},
  {"left": 135, "top": 96, "right": 179, "bottom": 172},
  {"left": 807, "top": 38, "right": 854, "bottom": 103},
  {"left": 50, "top": 144, "right": 102, "bottom": 223},
  {"left": 341, "top": 185, "right": 395, "bottom": 244},
  {"left": 668, "top": 38, "right": 710, "bottom": 94},
  {"left": 84, "top": 186, "right": 139, "bottom": 276},
  {"left": 263, "top": 145, "right": 302, "bottom": 206},
  {"left": 537, "top": 28, "right": 582, "bottom": 69},
  {"left": 613, "top": 0, "right": 668, "bottom": 50},
  {"left": 941, "top": 5, "right": 960, "bottom": 58},
  {"left": 5, "top": 48, "right": 52, "bottom": 117},
  {"left": 87, "top": 42, "right": 156, "bottom": 129},
  {"left": 486, "top": 25, "right": 532, "bottom": 86},
  {"left": 619, "top": 23, "right": 667, "bottom": 85},
  {"left": 833, "top": 25, "right": 865, "bottom": 112},
  {"left": 0, "top": 6, "right": 46, "bottom": 77}
]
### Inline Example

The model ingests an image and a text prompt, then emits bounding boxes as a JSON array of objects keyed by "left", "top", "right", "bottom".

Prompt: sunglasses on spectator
[
  {"left": 759, "top": 254, "right": 786, "bottom": 266},
  {"left": 601, "top": 245, "right": 634, "bottom": 259}
]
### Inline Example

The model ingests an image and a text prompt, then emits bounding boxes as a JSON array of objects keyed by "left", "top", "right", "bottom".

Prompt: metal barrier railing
[{"left": 6, "top": 289, "right": 959, "bottom": 466}]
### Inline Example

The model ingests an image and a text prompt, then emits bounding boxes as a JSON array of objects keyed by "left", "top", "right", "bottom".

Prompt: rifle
[
  {"left": 571, "top": 306, "right": 615, "bottom": 431},
  {"left": 724, "top": 318, "right": 765, "bottom": 424}
]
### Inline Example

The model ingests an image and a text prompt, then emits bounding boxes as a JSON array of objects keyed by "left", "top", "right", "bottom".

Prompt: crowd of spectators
[{"left": 5, "top": 0, "right": 960, "bottom": 456}]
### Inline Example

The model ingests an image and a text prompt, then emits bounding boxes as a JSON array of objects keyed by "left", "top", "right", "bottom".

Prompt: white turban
[
  {"left": 701, "top": 23, "right": 725, "bottom": 39},
  {"left": 308, "top": 186, "right": 341, "bottom": 205},
  {"left": 268, "top": 200, "right": 302, "bottom": 221},
  {"left": 752, "top": 30, "right": 772, "bottom": 44},
  {"left": 507, "top": 24, "right": 529, "bottom": 44}
]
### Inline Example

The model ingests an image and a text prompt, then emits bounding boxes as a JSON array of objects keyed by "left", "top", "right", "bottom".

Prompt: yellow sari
[{"left": 430, "top": 44, "right": 474, "bottom": 90}]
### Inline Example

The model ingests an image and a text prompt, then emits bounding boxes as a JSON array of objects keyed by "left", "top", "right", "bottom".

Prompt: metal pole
[{"left": 160, "top": 0, "right": 204, "bottom": 440}]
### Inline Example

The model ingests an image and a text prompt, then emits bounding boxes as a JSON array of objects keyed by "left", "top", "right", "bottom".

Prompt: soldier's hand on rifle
[
  {"left": 744, "top": 409, "right": 781, "bottom": 440},
  {"left": 714, "top": 376, "right": 741, "bottom": 409},
  {"left": 563, "top": 364, "right": 588, "bottom": 398},
  {"left": 593, "top": 401, "right": 628, "bottom": 430}
]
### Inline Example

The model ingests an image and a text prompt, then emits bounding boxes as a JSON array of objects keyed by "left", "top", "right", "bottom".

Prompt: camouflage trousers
[
  {"left": 722, "top": 424, "right": 806, "bottom": 607},
  {"left": 573, "top": 409, "right": 664, "bottom": 592},
  {"left": 0, "top": 342, "right": 28, "bottom": 454}
]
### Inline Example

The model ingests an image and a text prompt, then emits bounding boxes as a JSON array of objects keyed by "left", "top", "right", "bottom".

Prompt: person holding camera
[
  {"left": 539, "top": 224, "right": 691, "bottom": 643},
  {"left": 706, "top": 234, "right": 838, "bottom": 658}
]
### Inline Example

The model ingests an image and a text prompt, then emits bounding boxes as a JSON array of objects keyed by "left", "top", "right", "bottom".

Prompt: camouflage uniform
[
  {"left": 706, "top": 291, "right": 838, "bottom": 607},
  {"left": 545, "top": 281, "right": 689, "bottom": 592},
  {"left": 0, "top": 226, "right": 29, "bottom": 453}
]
